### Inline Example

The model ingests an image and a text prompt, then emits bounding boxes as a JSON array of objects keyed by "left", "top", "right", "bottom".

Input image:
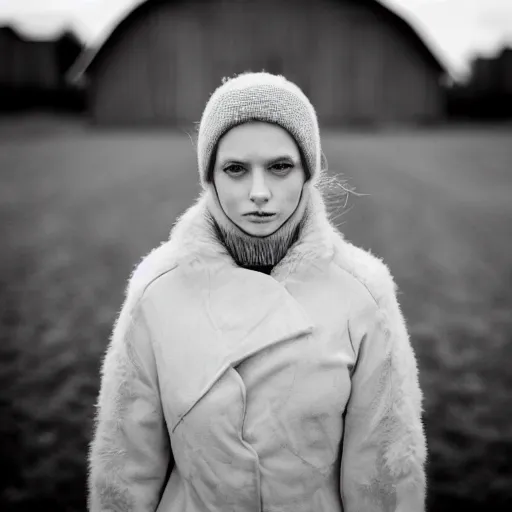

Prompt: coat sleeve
[
  {"left": 87, "top": 297, "right": 172, "bottom": 512},
  {"left": 340, "top": 284, "right": 427, "bottom": 512}
]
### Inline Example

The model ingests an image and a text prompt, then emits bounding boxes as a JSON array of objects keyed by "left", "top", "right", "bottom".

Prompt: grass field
[{"left": 1, "top": 116, "right": 511, "bottom": 511}]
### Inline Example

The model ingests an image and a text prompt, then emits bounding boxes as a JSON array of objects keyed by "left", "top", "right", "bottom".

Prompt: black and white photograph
[{"left": 1, "top": 1, "right": 511, "bottom": 511}]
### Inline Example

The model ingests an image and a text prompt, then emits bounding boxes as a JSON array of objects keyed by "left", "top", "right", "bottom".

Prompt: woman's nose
[{"left": 249, "top": 173, "right": 271, "bottom": 205}]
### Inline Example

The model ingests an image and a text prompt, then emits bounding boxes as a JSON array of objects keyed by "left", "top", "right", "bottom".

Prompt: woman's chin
[{"left": 239, "top": 219, "right": 281, "bottom": 237}]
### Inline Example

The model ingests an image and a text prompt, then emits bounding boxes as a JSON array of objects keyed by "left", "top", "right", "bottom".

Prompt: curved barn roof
[{"left": 68, "top": 0, "right": 449, "bottom": 85}]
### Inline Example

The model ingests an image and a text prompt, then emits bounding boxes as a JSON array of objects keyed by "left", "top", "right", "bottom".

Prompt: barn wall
[
  {"left": 91, "top": 9, "right": 154, "bottom": 123},
  {"left": 0, "top": 32, "right": 59, "bottom": 89},
  {"left": 90, "top": 0, "right": 444, "bottom": 126}
]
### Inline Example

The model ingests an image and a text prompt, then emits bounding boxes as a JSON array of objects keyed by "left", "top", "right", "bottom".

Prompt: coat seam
[
  {"left": 230, "top": 367, "right": 263, "bottom": 512},
  {"left": 331, "top": 260, "right": 380, "bottom": 307},
  {"left": 136, "top": 264, "right": 180, "bottom": 310}
]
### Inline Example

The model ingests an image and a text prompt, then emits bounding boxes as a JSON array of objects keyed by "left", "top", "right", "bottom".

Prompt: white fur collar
[
  {"left": 125, "top": 184, "right": 337, "bottom": 300},
  {"left": 123, "top": 182, "right": 400, "bottom": 316}
]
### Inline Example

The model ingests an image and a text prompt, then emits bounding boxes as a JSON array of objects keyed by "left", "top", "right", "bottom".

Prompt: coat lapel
[{"left": 156, "top": 261, "right": 314, "bottom": 431}]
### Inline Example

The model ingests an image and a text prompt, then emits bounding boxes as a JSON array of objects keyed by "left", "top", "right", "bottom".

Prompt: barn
[
  {"left": 0, "top": 25, "right": 84, "bottom": 112},
  {"left": 74, "top": 0, "right": 448, "bottom": 127}
]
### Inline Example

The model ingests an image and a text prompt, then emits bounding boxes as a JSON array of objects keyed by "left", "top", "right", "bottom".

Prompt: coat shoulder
[
  {"left": 331, "top": 234, "right": 398, "bottom": 307},
  {"left": 125, "top": 240, "right": 181, "bottom": 308}
]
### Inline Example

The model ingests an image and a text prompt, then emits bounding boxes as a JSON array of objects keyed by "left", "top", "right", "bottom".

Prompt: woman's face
[{"left": 212, "top": 121, "right": 306, "bottom": 237}]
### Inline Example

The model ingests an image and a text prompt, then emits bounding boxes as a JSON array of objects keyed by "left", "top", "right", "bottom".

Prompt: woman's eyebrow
[
  {"left": 219, "top": 158, "right": 246, "bottom": 167},
  {"left": 266, "top": 155, "right": 297, "bottom": 165}
]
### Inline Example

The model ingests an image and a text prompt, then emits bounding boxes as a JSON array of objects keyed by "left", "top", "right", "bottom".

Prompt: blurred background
[{"left": 0, "top": 0, "right": 511, "bottom": 511}]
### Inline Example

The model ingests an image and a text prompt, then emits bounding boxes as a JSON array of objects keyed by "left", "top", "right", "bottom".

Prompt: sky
[{"left": 0, "top": 0, "right": 511, "bottom": 78}]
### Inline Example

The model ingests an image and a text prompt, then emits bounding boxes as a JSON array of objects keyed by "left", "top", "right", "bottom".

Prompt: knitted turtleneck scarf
[{"left": 205, "top": 185, "right": 311, "bottom": 274}]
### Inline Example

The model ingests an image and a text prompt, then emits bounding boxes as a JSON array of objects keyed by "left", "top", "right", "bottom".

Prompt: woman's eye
[
  {"left": 224, "top": 164, "right": 246, "bottom": 175},
  {"left": 271, "top": 163, "right": 293, "bottom": 174}
]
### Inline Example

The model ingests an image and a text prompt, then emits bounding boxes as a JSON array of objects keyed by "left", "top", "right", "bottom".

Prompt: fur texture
[{"left": 88, "top": 183, "right": 427, "bottom": 512}]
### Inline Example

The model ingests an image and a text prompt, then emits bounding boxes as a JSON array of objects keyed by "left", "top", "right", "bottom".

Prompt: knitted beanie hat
[{"left": 197, "top": 71, "right": 323, "bottom": 188}]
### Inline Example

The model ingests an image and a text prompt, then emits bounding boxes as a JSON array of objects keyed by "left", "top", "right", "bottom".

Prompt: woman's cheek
[{"left": 287, "top": 185, "right": 303, "bottom": 210}]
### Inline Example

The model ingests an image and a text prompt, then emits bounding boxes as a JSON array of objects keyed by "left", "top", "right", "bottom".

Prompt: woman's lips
[{"left": 244, "top": 212, "right": 277, "bottom": 223}]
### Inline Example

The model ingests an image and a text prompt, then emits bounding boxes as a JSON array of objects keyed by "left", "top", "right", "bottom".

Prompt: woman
[{"left": 88, "top": 72, "right": 427, "bottom": 512}]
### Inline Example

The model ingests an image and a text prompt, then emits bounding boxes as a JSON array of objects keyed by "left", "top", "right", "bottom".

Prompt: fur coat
[{"left": 87, "top": 184, "right": 427, "bottom": 512}]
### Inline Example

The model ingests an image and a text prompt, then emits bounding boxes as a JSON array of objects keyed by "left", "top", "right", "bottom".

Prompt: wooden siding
[{"left": 90, "top": 0, "right": 444, "bottom": 126}]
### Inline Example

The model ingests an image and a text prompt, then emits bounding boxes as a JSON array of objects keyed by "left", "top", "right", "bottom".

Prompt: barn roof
[
  {"left": 68, "top": 0, "right": 449, "bottom": 85},
  {"left": 0, "top": 22, "right": 84, "bottom": 46}
]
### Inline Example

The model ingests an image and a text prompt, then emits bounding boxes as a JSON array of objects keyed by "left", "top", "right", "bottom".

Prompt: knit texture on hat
[{"left": 197, "top": 72, "right": 322, "bottom": 188}]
